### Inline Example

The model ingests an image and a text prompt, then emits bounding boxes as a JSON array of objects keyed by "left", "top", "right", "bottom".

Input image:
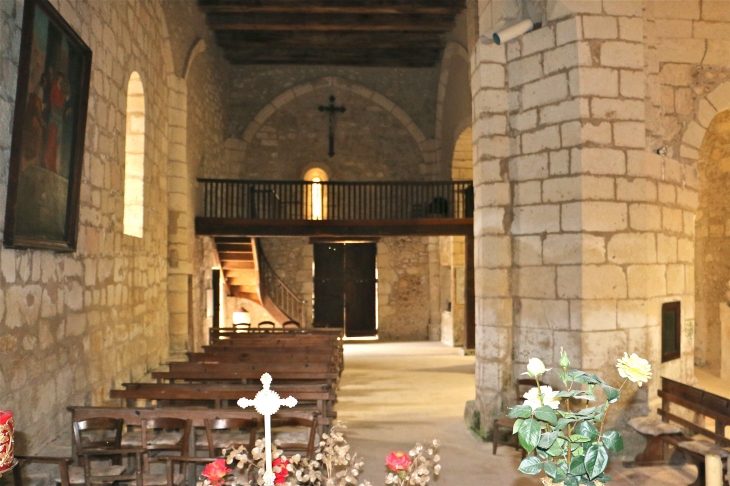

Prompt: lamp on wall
[{"left": 232, "top": 306, "right": 251, "bottom": 326}]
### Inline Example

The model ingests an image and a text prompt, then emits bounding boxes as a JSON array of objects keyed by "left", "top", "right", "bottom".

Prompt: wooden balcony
[{"left": 195, "top": 179, "right": 473, "bottom": 237}]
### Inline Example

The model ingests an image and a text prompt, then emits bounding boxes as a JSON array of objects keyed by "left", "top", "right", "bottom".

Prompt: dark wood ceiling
[{"left": 197, "top": 0, "right": 466, "bottom": 67}]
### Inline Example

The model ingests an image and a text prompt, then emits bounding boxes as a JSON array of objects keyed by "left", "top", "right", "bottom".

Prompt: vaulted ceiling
[{"left": 197, "top": 0, "right": 466, "bottom": 67}]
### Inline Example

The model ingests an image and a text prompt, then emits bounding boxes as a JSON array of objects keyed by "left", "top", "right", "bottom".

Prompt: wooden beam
[
  {"left": 222, "top": 47, "right": 442, "bottom": 66},
  {"left": 205, "top": 13, "right": 455, "bottom": 31},
  {"left": 196, "top": 218, "right": 473, "bottom": 237},
  {"left": 225, "top": 55, "right": 439, "bottom": 67},
  {"left": 214, "top": 31, "right": 446, "bottom": 50},
  {"left": 198, "top": 0, "right": 465, "bottom": 15}
]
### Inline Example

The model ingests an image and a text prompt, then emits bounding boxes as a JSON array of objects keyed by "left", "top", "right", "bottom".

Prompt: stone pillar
[
  {"left": 471, "top": 2, "right": 514, "bottom": 429},
  {"left": 167, "top": 74, "right": 194, "bottom": 353},
  {"left": 469, "top": 1, "right": 696, "bottom": 449}
]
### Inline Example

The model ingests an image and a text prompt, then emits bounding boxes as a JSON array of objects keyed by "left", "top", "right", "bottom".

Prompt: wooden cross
[
  {"left": 237, "top": 373, "right": 298, "bottom": 486},
  {"left": 318, "top": 95, "right": 346, "bottom": 157}
]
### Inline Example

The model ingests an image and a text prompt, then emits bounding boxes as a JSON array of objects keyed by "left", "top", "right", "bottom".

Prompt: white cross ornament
[{"left": 237, "top": 373, "right": 298, "bottom": 486}]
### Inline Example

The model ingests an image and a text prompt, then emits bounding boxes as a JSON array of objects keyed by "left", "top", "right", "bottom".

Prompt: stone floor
[{"left": 337, "top": 341, "right": 701, "bottom": 486}]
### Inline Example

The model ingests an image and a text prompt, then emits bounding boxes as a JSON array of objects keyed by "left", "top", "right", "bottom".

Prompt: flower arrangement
[
  {"left": 384, "top": 442, "right": 440, "bottom": 486},
  {"left": 509, "top": 349, "right": 651, "bottom": 486},
  {"left": 197, "top": 423, "right": 440, "bottom": 486}
]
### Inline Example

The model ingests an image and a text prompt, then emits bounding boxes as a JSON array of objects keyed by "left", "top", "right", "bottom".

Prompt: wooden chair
[
  {"left": 492, "top": 379, "right": 534, "bottom": 456},
  {"left": 13, "top": 456, "right": 73, "bottom": 486},
  {"left": 140, "top": 418, "right": 191, "bottom": 485},
  {"left": 259, "top": 416, "right": 318, "bottom": 458},
  {"left": 282, "top": 321, "right": 301, "bottom": 329},
  {"left": 199, "top": 418, "right": 258, "bottom": 456},
  {"left": 257, "top": 321, "right": 276, "bottom": 329},
  {"left": 68, "top": 417, "right": 128, "bottom": 484}
]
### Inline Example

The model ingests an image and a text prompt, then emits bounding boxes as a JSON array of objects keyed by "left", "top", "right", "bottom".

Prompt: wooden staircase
[
  {"left": 216, "top": 237, "right": 261, "bottom": 303},
  {"left": 214, "top": 237, "right": 307, "bottom": 325}
]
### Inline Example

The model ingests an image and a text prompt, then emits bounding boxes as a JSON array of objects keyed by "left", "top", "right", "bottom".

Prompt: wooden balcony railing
[{"left": 198, "top": 179, "right": 474, "bottom": 221}]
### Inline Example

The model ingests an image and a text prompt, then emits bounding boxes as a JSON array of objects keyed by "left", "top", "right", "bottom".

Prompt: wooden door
[
  {"left": 344, "top": 243, "right": 377, "bottom": 337},
  {"left": 313, "top": 243, "right": 377, "bottom": 337}
]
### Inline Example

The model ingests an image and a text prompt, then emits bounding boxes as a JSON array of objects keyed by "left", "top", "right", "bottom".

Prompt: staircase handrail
[{"left": 254, "top": 239, "right": 307, "bottom": 326}]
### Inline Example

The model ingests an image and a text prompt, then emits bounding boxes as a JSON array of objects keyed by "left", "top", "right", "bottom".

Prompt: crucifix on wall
[{"left": 318, "top": 95, "right": 346, "bottom": 157}]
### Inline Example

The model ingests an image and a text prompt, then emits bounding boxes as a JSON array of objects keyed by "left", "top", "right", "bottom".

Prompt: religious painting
[{"left": 4, "top": 0, "right": 91, "bottom": 251}]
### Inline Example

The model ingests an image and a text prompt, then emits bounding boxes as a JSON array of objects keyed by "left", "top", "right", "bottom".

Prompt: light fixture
[
  {"left": 490, "top": 19, "right": 540, "bottom": 45},
  {"left": 232, "top": 306, "right": 251, "bottom": 325}
]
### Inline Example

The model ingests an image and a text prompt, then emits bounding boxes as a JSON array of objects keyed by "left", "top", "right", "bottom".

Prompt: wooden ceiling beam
[
  {"left": 198, "top": 0, "right": 464, "bottom": 15},
  {"left": 225, "top": 56, "right": 439, "bottom": 68},
  {"left": 214, "top": 31, "right": 445, "bottom": 50},
  {"left": 205, "top": 13, "right": 455, "bottom": 31}
]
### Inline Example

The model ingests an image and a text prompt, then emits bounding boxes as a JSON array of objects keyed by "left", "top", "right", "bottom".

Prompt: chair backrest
[
  {"left": 282, "top": 321, "right": 301, "bottom": 329},
  {"left": 72, "top": 417, "right": 123, "bottom": 463},
  {"left": 204, "top": 418, "right": 258, "bottom": 456},
  {"left": 266, "top": 416, "right": 317, "bottom": 458},
  {"left": 141, "top": 418, "right": 192, "bottom": 455},
  {"left": 257, "top": 321, "right": 276, "bottom": 329}
]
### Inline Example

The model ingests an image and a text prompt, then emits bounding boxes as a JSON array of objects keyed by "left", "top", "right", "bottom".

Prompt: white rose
[
  {"left": 523, "top": 386, "right": 560, "bottom": 410},
  {"left": 526, "top": 357, "right": 547, "bottom": 377}
]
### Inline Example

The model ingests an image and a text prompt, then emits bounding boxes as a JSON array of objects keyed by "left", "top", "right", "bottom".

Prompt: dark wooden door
[
  {"left": 344, "top": 243, "right": 377, "bottom": 337},
  {"left": 313, "top": 243, "right": 377, "bottom": 337}
]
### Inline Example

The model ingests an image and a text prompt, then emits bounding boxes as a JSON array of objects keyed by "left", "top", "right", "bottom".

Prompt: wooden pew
[
  {"left": 152, "top": 366, "right": 339, "bottom": 385},
  {"left": 628, "top": 377, "right": 730, "bottom": 486},
  {"left": 190, "top": 347, "right": 338, "bottom": 364},
  {"left": 167, "top": 361, "right": 336, "bottom": 374},
  {"left": 110, "top": 383, "right": 336, "bottom": 418}
]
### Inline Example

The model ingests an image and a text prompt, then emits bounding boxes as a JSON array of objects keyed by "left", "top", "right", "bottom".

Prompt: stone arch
[
  {"left": 690, "top": 94, "right": 730, "bottom": 379},
  {"left": 435, "top": 41, "right": 470, "bottom": 138},
  {"left": 679, "top": 81, "right": 730, "bottom": 162},
  {"left": 232, "top": 77, "right": 429, "bottom": 166},
  {"left": 183, "top": 38, "right": 207, "bottom": 81}
]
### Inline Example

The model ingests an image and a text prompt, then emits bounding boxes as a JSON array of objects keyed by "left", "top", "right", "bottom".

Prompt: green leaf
[
  {"left": 512, "top": 418, "right": 524, "bottom": 435},
  {"left": 569, "top": 434, "right": 591, "bottom": 443},
  {"left": 535, "top": 406, "right": 558, "bottom": 425},
  {"left": 575, "top": 421, "right": 599, "bottom": 441},
  {"left": 602, "top": 430, "right": 624, "bottom": 452},
  {"left": 601, "top": 383, "right": 620, "bottom": 403},
  {"left": 569, "top": 458, "right": 586, "bottom": 476},
  {"left": 508, "top": 405, "right": 533, "bottom": 419},
  {"left": 543, "top": 461, "right": 558, "bottom": 479},
  {"left": 518, "top": 418, "right": 541, "bottom": 453},
  {"left": 517, "top": 456, "right": 543, "bottom": 475},
  {"left": 538, "top": 431, "right": 559, "bottom": 449},
  {"left": 553, "top": 468, "right": 568, "bottom": 482},
  {"left": 564, "top": 475, "right": 579, "bottom": 486},
  {"left": 583, "top": 444, "right": 609, "bottom": 480},
  {"left": 556, "top": 417, "right": 576, "bottom": 430},
  {"left": 545, "top": 437, "right": 565, "bottom": 457}
]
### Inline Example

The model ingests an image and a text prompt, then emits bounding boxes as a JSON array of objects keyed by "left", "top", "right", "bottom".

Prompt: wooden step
[
  {"left": 217, "top": 243, "right": 253, "bottom": 252},
  {"left": 231, "top": 291, "right": 261, "bottom": 302},
  {"left": 215, "top": 237, "right": 253, "bottom": 244},
  {"left": 221, "top": 261, "right": 255, "bottom": 270},
  {"left": 219, "top": 251, "right": 254, "bottom": 261},
  {"left": 224, "top": 270, "right": 257, "bottom": 280},
  {"left": 230, "top": 284, "right": 259, "bottom": 294}
]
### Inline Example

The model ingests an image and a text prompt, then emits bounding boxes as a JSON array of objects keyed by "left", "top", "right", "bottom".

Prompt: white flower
[
  {"left": 616, "top": 352, "right": 652, "bottom": 386},
  {"left": 523, "top": 386, "right": 560, "bottom": 410},
  {"left": 526, "top": 358, "right": 548, "bottom": 377}
]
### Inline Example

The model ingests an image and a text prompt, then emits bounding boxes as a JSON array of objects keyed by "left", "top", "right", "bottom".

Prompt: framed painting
[{"left": 4, "top": 0, "right": 92, "bottom": 252}]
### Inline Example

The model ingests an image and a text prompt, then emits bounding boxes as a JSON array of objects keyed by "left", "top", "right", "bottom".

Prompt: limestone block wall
[
  {"left": 469, "top": 0, "right": 699, "bottom": 451},
  {"left": 639, "top": 0, "right": 730, "bottom": 379},
  {"left": 0, "top": 0, "right": 177, "bottom": 450}
]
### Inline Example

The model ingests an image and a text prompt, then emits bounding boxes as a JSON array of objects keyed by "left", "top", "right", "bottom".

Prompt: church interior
[{"left": 1, "top": 0, "right": 730, "bottom": 484}]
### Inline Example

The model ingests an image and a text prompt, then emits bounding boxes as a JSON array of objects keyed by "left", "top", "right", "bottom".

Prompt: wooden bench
[
  {"left": 152, "top": 368, "right": 339, "bottom": 385},
  {"left": 189, "top": 348, "right": 337, "bottom": 364},
  {"left": 628, "top": 377, "right": 729, "bottom": 486},
  {"left": 110, "top": 382, "right": 336, "bottom": 419}
]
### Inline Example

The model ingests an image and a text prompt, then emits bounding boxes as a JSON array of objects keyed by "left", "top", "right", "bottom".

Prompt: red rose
[
  {"left": 202, "top": 459, "right": 231, "bottom": 486},
  {"left": 385, "top": 451, "right": 412, "bottom": 472},
  {"left": 272, "top": 456, "right": 290, "bottom": 484}
]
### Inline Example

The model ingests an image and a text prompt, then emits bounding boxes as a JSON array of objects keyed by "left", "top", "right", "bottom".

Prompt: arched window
[
  {"left": 303, "top": 167, "right": 328, "bottom": 220},
  {"left": 123, "top": 72, "right": 145, "bottom": 237}
]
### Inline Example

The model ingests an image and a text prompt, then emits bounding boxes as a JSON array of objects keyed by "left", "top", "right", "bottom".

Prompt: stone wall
[
  {"left": 468, "top": 0, "right": 713, "bottom": 454},
  {"left": 0, "top": 0, "right": 176, "bottom": 450},
  {"left": 377, "top": 237, "right": 432, "bottom": 341}
]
